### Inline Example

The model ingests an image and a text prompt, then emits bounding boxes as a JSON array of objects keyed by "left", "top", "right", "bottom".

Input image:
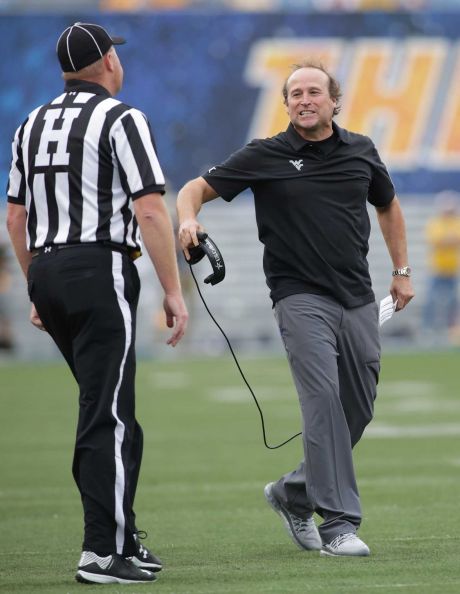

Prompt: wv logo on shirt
[{"left": 289, "top": 159, "right": 304, "bottom": 171}]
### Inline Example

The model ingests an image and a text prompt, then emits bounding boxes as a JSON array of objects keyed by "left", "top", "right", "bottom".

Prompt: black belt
[{"left": 31, "top": 242, "right": 140, "bottom": 260}]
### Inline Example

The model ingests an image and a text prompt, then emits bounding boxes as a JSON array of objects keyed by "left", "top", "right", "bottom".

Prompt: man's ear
[{"left": 103, "top": 50, "right": 114, "bottom": 72}]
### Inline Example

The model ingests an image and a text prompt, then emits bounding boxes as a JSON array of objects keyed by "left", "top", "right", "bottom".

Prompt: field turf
[{"left": 1, "top": 352, "right": 460, "bottom": 594}]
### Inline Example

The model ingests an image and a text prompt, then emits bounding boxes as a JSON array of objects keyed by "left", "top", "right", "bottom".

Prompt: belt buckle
[{"left": 129, "top": 248, "right": 141, "bottom": 261}]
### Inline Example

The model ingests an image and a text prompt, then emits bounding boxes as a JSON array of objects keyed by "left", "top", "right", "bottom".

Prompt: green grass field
[{"left": 1, "top": 352, "right": 460, "bottom": 594}]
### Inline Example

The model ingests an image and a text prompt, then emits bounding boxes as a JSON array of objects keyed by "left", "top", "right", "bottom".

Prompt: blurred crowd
[
  {"left": 99, "top": 0, "right": 450, "bottom": 11},
  {"left": 423, "top": 191, "right": 460, "bottom": 345},
  {"left": 3, "top": 0, "right": 460, "bottom": 12}
]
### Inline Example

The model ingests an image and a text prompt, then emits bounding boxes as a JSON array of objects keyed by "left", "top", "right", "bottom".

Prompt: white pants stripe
[{"left": 111, "top": 252, "right": 133, "bottom": 554}]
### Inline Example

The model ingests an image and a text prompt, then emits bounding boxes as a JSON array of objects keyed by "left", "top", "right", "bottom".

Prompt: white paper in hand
[{"left": 379, "top": 295, "right": 397, "bottom": 327}]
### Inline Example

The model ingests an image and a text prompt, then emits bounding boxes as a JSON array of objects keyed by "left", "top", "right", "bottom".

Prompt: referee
[{"left": 7, "top": 22, "right": 188, "bottom": 584}]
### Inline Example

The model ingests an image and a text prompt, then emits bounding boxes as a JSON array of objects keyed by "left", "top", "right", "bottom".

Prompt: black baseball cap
[{"left": 56, "top": 22, "right": 125, "bottom": 72}]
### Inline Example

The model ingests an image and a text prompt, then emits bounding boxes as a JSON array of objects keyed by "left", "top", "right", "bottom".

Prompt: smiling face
[{"left": 284, "top": 67, "right": 337, "bottom": 141}]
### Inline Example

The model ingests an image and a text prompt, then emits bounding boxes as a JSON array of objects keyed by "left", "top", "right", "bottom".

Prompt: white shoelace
[
  {"left": 292, "top": 516, "right": 314, "bottom": 534},
  {"left": 328, "top": 532, "right": 356, "bottom": 548}
]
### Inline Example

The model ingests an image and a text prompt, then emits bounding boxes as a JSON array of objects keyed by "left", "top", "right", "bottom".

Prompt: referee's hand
[
  {"left": 30, "top": 304, "right": 46, "bottom": 332},
  {"left": 163, "top": 293, "right": 188, "bottom": 347}
]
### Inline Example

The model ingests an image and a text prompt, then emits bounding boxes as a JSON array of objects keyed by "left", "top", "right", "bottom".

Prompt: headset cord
[{"left": 189, "top": 264, "right": 302, "bottom": 450}]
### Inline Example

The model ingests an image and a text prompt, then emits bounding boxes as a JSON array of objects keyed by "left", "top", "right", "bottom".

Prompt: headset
[
  {"left": 186, "top": 232, "right": 225, "bottom": 285},
  {"left": 186, "top": 232, "right": 301, "bottom": 450}
]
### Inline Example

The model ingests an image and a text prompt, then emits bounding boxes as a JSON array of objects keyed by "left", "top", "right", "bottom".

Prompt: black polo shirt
[{"left": 203, "top": 122, "right": 395, "bottom": 308}]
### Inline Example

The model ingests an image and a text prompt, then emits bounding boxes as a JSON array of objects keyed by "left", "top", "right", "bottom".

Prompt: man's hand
[
  {"left": 163, "top": 293, "right": 188, "bottom": 347},
  {"left": 176, "top": 177, "right": 219, "bottom": 259},
  {"left": 390, "top": 277, "right": 415, "bottom": 311},
  {"left": 178, "top": 219, "right": 205, "bottom": 260},
  {"left": 30, "top": 303, "right": 46, "bottom": 331}
]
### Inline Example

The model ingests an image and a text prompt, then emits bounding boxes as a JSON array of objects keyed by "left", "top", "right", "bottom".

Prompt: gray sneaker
[
  {"left": 264, "top": 482, "right": 322, "bottom": 551},
  {"left": 320, "top": 533, "right": 370, "bottom": 557}
]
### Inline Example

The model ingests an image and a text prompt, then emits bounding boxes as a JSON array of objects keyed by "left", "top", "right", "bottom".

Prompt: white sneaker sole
[
  {"left": 76, "top": 569, "right": 156, "bottom": 584},
  {"left": 320, "top": 547, "right": 370, "bottom": 557}
]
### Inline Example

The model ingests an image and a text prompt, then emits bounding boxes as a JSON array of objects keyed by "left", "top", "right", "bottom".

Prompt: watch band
[{"left": 392, "top": 266, "right": 411, "bottom": 277}]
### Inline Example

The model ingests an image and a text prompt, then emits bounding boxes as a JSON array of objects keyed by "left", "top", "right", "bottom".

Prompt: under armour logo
[
  {"left": 289, "top": 159, "right": 304, "bottom": 171},
  {"left": 208, "top": 166, "right": 217, "bottom": 173},
  {"left": 44, "top": 247, "right": 52, "bottom": 253}
]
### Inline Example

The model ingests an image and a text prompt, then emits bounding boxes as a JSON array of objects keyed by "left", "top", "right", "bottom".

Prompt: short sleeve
[
  {"left": 6, "top": 123, "right": 26, "bottom": 205},
  {"left": 367, "top": 142, "right": 395, "bottom": 207},
  {"left": 111, "top": 108, "right": 166, "bottom": 199},
  {"left": 202, "top": 141, "right": 262, "bottom": 202}
]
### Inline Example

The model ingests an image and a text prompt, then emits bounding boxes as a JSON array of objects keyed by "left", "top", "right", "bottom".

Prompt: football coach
[{"left": 177, "top": 61, "right": 414, "bottom": 558}]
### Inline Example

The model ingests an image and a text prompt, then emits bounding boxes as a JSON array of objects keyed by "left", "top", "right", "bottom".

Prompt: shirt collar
[
  {"left": 64, "top": 79, "right": 112, "bottom": 97},
  {"left": 285, "top": 120, "right": 350, "bottom": 150}
]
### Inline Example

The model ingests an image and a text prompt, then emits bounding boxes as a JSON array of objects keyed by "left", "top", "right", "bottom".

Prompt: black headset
[{"left": 185, "top": 231, "right": 225, "bottom": 285}]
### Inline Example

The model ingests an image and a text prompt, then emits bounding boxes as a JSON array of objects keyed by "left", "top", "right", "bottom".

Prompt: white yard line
[{"left": 366, "top": 423, "right": 460, "bottom": 438}]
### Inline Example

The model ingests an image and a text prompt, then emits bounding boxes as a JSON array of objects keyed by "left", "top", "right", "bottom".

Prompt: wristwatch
[{"left": 392, "top": 266, "right": 411, "bottom": 277}]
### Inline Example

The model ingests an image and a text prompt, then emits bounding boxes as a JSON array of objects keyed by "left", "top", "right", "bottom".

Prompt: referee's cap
[{"left": 56, "top": 22, "right": 125, "bottom": 73}]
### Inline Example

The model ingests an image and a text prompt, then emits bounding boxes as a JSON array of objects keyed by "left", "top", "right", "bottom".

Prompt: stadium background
[
  {"left": 1, "top": 0, "right": 460, "bottom": 359},
  {"left": 2, "top": 3, "right": 460, "bottom": 594}
]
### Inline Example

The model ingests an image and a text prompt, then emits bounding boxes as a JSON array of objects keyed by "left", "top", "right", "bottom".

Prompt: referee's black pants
[{"left": 28, "top": 245, "right": 142, "bottom": 557}]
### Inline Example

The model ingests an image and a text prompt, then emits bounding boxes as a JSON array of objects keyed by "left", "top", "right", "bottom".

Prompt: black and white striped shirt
[{"left": 7, "top": 79, "right": 165, "bottom": 251}]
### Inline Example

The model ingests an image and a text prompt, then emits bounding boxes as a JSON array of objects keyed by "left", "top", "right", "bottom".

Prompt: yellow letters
[
  {"left": 245, "top": 37, "right": 457, "bottom": 169},
  {"left": 339, "top": 39, "right": 447, "bottom": 167},
  {"left": 432, "top": 43, "right": 460, "bottom": 167}
]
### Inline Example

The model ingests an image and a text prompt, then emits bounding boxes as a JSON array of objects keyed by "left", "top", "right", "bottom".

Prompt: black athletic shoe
[
  {"left": 75, "top": 551, "right": 157, "bottom": 584},
  {"left": 126, "top": 531, "right": 163, "bottom": 572}
]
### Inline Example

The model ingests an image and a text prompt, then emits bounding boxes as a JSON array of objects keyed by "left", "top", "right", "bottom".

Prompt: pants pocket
[{"left": 365, "top": 359, "right": 381, "bottom": 391}]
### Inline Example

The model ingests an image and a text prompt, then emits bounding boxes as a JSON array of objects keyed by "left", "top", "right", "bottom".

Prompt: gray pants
[{"left": 273, "top": 293, "right": 380, "bottom": 543}]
